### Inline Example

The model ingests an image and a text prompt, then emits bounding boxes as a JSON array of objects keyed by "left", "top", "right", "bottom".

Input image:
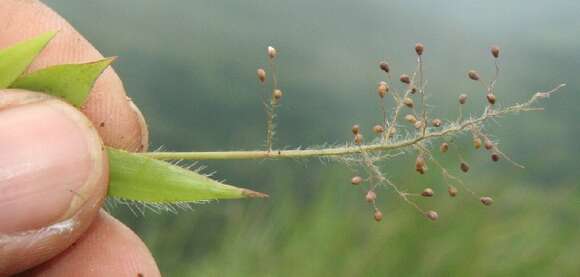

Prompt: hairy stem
[{"left": 143, "top": 84, "right": 564, "bottom": 161}]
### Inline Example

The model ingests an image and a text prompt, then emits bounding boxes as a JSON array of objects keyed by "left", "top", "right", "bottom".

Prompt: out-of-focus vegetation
[{"left": 46, "top": 0, "right": 580, "bottom": 276}]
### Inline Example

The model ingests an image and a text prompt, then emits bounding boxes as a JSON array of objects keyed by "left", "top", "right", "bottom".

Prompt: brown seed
[
  {"left": 484, "top": 139, "right": 494, "bottom": 150},
  {"left": 257, "top": 68, "right": 266, "bottom": 83},
  {"left": 374, "top": 209, "right": 383, "bottom": 222},
  {"left": 459, "top": 94, "right": 468, "bottom": 104},
  {"left": 415, "top": 155, "right": 426, "bottom": 168},
  {"left": 272, "top": 89, "right": 283, "bottom": 100},
  {"left": 377, "top": 81, "right": 389, "bottom": 98},
  {"left": 416, "top": 155, "right": 427, "bottom": 174},
  {"left": 487, "top": 93, "right": 496, "bottom": 105},
  {"left": 473, "top": 137, "right": 482, "bottom": 149},
  {"left": 351, "top": 176, "right": 363, "bottom": 185},
  {"left": 421, "top": 188, "right": 434, "bottom": 197},
  {"left": 448, "top": 186, "right": 458, "bottom": 197},
  {"left": 410, "top": 85, "right": 417, "bottom": 94},
  {"left": 403, "top": 97, "right": 414, "bottom": 108},
  {"left": 366, "top": 190, "right": 377, "bottom": 203},
  {"left": 415, "top": 43, "right": 424, "bottom": 56},
  {"left": 491, "top": 46, "right": 500, "bottom": 58},
  {"left": 440, "top": 142, "right": 449, "bottom": 153},
  {"left": 351, "top": 124, "right": 360, "bottom": 135},
  {"left": 354, "top": 133, "right": 364, "bottom": 145},
  {"left": 491, "top": 153, "right": 500, "bottom": 162},
  {"left": 414, "top": 120, "right": 424, "bottom": 129},
  {"left": 405, "top": 114, "right": 417, "bottom": 124},
  {"left": 460, "top": 162, "right": 470, "bottom": 173},
  {"left": 480, "top": 196, "right": 493, "bottom": 206},
  {"left": 468, "top": 70, "right": 480, "bottom": 81},
  {"left": 425, "top": 210, "right": 439, "bottom": 221},
  {"left": 431, "top": 118, "right": 443, "bottom": 127},
  {"left": 400, "top": 74, "right": 411, "bottom": 84},
  {"left": 373, "top": 124, "right": 385, "bottom": 134},
  {"left": 267, "top": 46, "right": 277, "bottom": 59},
  {"left": 379, "top": 61, "right": 390, "bottom": 73}
]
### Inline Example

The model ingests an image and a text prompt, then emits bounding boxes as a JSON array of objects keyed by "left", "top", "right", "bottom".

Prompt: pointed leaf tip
[
  {"left": 242, "top": 189, "right": 269, "bottom": 198},
  {"left": 10, "top": 57, "right": 115, "bottom": 107},
  {"left": 0, "top": 31, "right": 57, "bottom": 88}
]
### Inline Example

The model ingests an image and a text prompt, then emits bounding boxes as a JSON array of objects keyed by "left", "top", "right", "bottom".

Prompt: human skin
[{"left": 0, "top": 0, "right": 160, "bottom": 276}]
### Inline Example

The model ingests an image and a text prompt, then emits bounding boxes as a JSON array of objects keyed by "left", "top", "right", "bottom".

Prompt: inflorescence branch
[{"left": 141, "top": 44, "right": 565, "bottom": 222}]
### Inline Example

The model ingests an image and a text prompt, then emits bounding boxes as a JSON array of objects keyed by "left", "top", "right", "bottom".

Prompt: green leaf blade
[
  {"left": 107, "top": 148, "right": 268, "bottom": 203},
  {"left": 0, "top": 31, "right": 56, "bottom": 88},
  {"left": 10, "top": 58, "right": 114, "bottom": 107}
]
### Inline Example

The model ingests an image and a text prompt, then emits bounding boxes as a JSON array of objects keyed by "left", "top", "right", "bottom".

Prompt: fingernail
[{"left": 0, "top": 100, "right": 101, "bottom": 233}]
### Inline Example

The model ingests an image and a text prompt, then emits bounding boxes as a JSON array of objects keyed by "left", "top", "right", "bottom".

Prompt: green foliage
[
  {"left": 11, "top": 58, "right": 114, "bottom": 107},
  {"left": 0, "top": 32, "right": 260, "bottom": 204},
  {"left": 108, "top": 148, "right": 263, "bottom": 202},
  {"left": 0, "top": 31, "right": 55, "bottom": 88}
]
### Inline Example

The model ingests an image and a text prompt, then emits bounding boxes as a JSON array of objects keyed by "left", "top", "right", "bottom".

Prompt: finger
[
  {"left": 18, "top": 211, "right": 161, "bottom": 277},
  {"left": 0, "top": 0, "right": 149, "bottom": 152},
  {"left": 0, "top": 90, "right": 108, "bottom": 276}
]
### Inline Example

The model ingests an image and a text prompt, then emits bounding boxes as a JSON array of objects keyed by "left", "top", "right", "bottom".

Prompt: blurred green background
[{"left": 45, "top": 0, "right": 579, "bottom": 276}]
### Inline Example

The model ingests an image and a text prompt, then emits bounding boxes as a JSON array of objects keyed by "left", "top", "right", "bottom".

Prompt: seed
[
  {"left": 415, "top": 43, "right": 424, "bottom": 56},
  {"left": 410, "top": 85, "right": 417, "bottom": 94},
  {"left": 354, "top": 133, "right": 364, "bottom": 145},
  {"left": 473, "top": 137, "right": 482, "bottom": 149},
  {"left": 366, "top": 190, "right": 377, "bottom": 203},
  {"left": 379, "top": 61, "right": 390, "bottom": 73},
  {"left": 460, "top": 162, "right": 470, "bottom": 173},
  {"left": 414, "top": 120, "right": 424, "bottom": 129},
  {"left": 403, "top": 97, "right": 414, "bottom": 108},
  {"left": 257, "top": 68, "right": 266, "bottom": 83},
  {"left": 491, "top": 46, "right": 500, "bottom": 58},
  {"left": 448, "top": 186, "right": 458, "bottom": 197},
  {"left": 272, "top": 89, "right": 283, "bottom": 100},
  {"left": 377, "top": 81, "right": 389, "bottom": 98},
  {"left": 374, "top": 209, "right": 383, "bottom": 222},
  {"left": 400, "top": 74, "right": 411, "bottom": 84},
  {"left": 431, "top": 118, "right": 442, "bottom": 127},
  {"left": 440, "top": 142, "right": 449, "bottom": 153},
  {"left": 484, "top": 139, "right": 494, "bottom": 150},
  {"left": 416, "top": 155, "right": 427, "bottom": 174},
  {"left": 416, "top": 155, "right": 426, "bottom": 168},
  {"left": 351, "top": 176, "right": 363, "bottom": 185},
  {"left": 468, "top": 70, "right": 480, "bottom": 81},
  {"left": 459, "top": 94, "right": 468, "bottom": 104},
  {"left": 425, "top": 210, "right": 439, "bottom": 221},
  {"left": 491, "top": 153, "right": 500, "bottom": 162},
  {"left": 351, "top": 124, "right": 360, "bottom": 135},
  {"left": 421, "top": 188, "right": 434, "bottom": 197},
  {"left": 373, "top": 124, "right": 385, "bottom": 134},
  {"left": 487, "top": 93, "right": 496, "bottom": 105},
  {"left": 267, "top": 46, "right": 277, "bottom": 59},
  {"left": 480, "top": 196, "right": 493, "bottom": 206},
  {"left": 405, "top": 114, "right": 417, "bottom": 124}
]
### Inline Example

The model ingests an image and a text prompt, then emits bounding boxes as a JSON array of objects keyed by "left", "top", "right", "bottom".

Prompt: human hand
[{"left": 0, "top": 1, "right": 159, "bottom": 276}]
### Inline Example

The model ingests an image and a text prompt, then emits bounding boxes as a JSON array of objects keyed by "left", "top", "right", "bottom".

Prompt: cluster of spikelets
[
  {"left": 252, "top": 43, "right": 563, "bottom": 223},
  {"left": 349, "top": 43, "right": 506, "bottom": 222}
]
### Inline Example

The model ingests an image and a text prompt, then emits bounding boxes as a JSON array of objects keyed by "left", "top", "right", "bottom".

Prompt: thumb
[{"left": 0, "top": 90, "right": 108, "bottom": 275}]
